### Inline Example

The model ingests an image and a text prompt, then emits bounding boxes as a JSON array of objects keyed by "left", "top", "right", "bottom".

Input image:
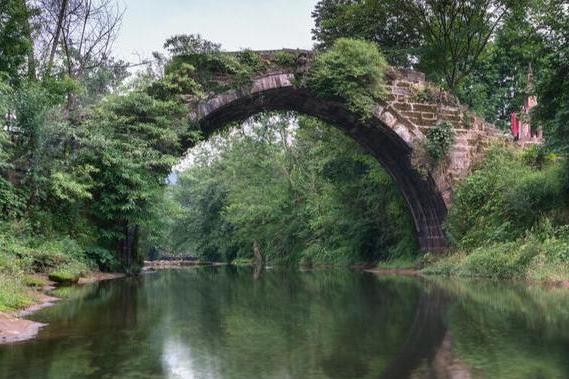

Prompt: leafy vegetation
[
  {"left": 305, "top": 38, "right": 388, "bottom": 119},
  {"left": 424, "top": 146, "right": 569, "bottom": 279},
  {"left": 312, "top": 0, "right": 569, "bottom": 136},
  {"left": 425, "top": 122, "right": 455, "bottom": 163},
  {"left": 0, "top": 0, "right": 569, "bottom": 317},
  {"left": 161, "top": 114, "right": 417, "bottom": 266}
]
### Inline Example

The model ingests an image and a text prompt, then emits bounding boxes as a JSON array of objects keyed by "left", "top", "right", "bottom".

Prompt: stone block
[{"left": 412, "top": 104, "right": 438, "bottom": 113}]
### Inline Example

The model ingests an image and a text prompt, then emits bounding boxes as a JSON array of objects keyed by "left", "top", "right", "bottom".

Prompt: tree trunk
[{"left": 46, "top": 0, "right": 69, "bottom": 76}]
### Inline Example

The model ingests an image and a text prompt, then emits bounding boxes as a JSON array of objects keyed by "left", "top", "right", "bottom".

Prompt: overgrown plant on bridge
[{"left": 304, "top": 38, "right": 388, "bottom": 119}]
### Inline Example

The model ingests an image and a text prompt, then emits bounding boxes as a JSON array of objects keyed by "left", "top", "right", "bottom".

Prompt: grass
[
  {"left": 422, "top": 233, "right": 569, "bottom": 281},
  {"left": 23, "top": 274, "right": 49, "bottom": 288},
  {"left": 0, "top": 275, "right": 36, "bottom": 312},
  {"left": 0, "top": 230, "right": 94, "bottom": 311}
]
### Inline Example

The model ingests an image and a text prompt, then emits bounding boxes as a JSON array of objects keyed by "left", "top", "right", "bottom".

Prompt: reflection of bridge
[
  {"left": 184, "top": 50, "right": 508, "bottom": 252},
  {"left": 379, "top": 283, "right": 471, "bottom": 379}
]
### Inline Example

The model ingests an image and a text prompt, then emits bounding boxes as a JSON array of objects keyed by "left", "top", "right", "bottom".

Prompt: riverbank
[
  {"left": 0, "top": 272, "right": 124, "bottom": 344},
  {"left": 376, "top": 246, "right": 569, "bottom": 285}
]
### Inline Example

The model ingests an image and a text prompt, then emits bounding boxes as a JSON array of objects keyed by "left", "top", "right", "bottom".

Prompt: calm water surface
[{"left": 1, "top": 267, "right": 569, "bottom": 379}]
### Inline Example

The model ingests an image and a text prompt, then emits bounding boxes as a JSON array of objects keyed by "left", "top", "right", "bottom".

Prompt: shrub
[
  {"left": 446, "top": 146, "right": 568, "bottom": 249},
  {"left": 273, "top": 51, "right": 297, "bottom": 67},
  {"left": 48, "top": 271, "right": 79, "bottom": 285},
  {"left": 425, "top": 122, "right": 455, "bottom": 162},
  {"left": 305, "top": 38, "right": 388, "bottom": 119},
  {"left": 48, "top": 261, "right": 89, "bottom": 285},
  {"left": 462, "top": 241, "right": 539, "bottom": 279},
  {"left": 237, "top": 50, "right": 264, "bottom": 73}
]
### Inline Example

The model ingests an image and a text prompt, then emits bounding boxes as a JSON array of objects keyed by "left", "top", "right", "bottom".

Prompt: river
[{"left": 1, "top": 267, "right": 569, "bottom": 378}]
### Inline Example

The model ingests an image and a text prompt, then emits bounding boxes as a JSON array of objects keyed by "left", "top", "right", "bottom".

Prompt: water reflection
[{"left": 0, "top": 268, "right": 568, "bottom": 378}]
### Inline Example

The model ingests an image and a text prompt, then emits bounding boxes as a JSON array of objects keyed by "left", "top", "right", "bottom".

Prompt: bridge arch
[{"left": 188, "top": 73, "right": 448, "bottom": 252}]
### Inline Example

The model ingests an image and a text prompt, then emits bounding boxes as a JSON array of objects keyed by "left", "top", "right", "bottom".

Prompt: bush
[
  {"left": 305, "top": 38, "right": 388, "bottom": 119},
  {"left": 461, "top": 241, "right": 539, "bottom": 279},
  {"left": 425, "top": 122, "right": 455, "bottom": 163},
  {"left": 237, "top": 50, "right": 264, "bottom": 73},
  {"left": 48, "top": 270, "right": 80, "bottom": 285},
  {"left": 273, "top": 51, "right": 297, "bottom": 67},
  {"left": 446, "top": 146, "right": 568, "bottom": 249}
]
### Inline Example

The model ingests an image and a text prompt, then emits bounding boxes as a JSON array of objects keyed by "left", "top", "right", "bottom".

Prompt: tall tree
[
  {"left": 312, "top": 0, "right": 516, "bottom": 90},
  {"left": 0, "top": 0, "right": 32, "bottom": 81},
  {"left": 535, "top": 0, "right": 569, "bottom": 153}
]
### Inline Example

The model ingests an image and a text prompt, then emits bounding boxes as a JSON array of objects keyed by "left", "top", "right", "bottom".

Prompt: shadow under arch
[{"left": 186, "top": 73, "right": 448, "bottom": 252}]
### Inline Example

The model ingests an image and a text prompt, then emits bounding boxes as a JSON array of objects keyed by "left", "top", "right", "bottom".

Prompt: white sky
[{"left": 114, "top": 0, "right": 318, "bottom": 63}]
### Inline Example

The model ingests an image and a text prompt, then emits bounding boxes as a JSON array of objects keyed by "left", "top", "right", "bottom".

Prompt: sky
[{"left": 114, "top": 0, "right": 318, "bottom": 64}]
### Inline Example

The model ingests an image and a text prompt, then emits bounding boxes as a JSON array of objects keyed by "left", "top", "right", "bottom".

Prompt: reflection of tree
[
  {"left": 12, "top": 271, "right": 569, "bottom": 379},
  {"left": 146, "top": 268, "right": 428, "bottom": 379},
  {"left": 436, "top": 279, "right": 569, "bottom": 379}
]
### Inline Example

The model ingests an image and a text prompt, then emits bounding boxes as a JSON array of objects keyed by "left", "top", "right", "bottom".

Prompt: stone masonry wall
[{"left": 384, "top": 69, "right": 509, "bottom": 205}]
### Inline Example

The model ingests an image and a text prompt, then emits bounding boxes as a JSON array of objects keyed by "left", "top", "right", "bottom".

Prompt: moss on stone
[{"left": 48, "top": 270, "right": 80, "bottom": 285}]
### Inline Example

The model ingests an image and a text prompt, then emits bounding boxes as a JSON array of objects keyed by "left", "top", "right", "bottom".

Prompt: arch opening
[{"left": 188, "top": 74, "right": 448, "bottom": 252}]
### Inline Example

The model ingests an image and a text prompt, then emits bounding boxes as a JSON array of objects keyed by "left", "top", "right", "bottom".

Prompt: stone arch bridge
[{"left": 183, "top": 50, "right": 508, "bottom": 252}]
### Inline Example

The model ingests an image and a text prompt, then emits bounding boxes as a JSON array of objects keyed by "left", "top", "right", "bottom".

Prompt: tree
[
  {"left": 167, "top": 113, "right": 417, "bottom": 265},
  {"left": 455, "top": 2, "right": 549, "bottom": 127},
  {"left": 312, "top": 0, "right": 516, "bottom": 90},
  {"left": 80, "top": 90, "right": 188, "bottom": 272},
  {"left": 534, "top": 0, "right": 569, "bottom": 153},
  {"left": 312, "top": 0, "right": 419, "bottom": 66},
  {"left": 32, "top": 0, "right": 124, "bottom": 78},
  {"left": 0, "top": 0, "right": 32, "bottom": 81}
]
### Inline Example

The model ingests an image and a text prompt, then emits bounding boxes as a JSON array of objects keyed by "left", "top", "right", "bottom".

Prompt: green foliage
[
  {"left": 81, "top": 89, "right": 189, "bottom": 271},
  {"left": 164, "top": 34, "right": 221, "bottom": 56},
  {"left": 0, "top": 0, "right": 32, "bottom": 82},
  {"left": 427, "top": 144, "right": 569, "bottom": 280},
  {"left": 447, "top": 146, "right": 568, "bottom": 249},
  {"left": 0, "top": 275, "right": 33, "bottom": 311},
  {"left": 165, "top": 113, "right": 417, "bottom": 265},
  {"left": 461, "top": 241, "right": 539, "bottom": 279},
  {"left": 312, "top": 0, "right": 517, "bottom": 90},
  {"left": 147, "top": 63, "right": 204, "bottom": 100},
  {"left": 305, "top": 38, "right": 387, "bottom": 119},
  {"left": 424, "top": 227, "right": 569, "bottom": 280},
  {"left": 237, "top": 50, "right": 264, "bottom": 73},
  {"left": 425, "top": 122, "right": 455, "bottom": 162},
  {"left": 158, "top": 35, "right": 268, "bottom": 95},
  {"left": 0, "top": 227, "right": 93, "bottom": 310},
  {"left": 312, "top": 0, "right": 419, "bottom": 66},
  {"left": 48, "top": 265, "right": 83, "bottom": 285},
  {"left": 273, "top": 51, "right": 297, "bottom": 67},
  {"left": 534, "top": 1, "right": 569, "bottom": 154}
]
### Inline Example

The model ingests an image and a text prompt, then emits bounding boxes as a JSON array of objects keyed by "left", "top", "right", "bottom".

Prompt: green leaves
[
  {"left": 305, "top": 38, "right": 388, "bottom": 119},
  {"left": 0, "top": 0, "right": 32, "bottom": 82},
  {"left": 54, "top": 88, "right": 192, "bottom": 268},
  {"left": 447, "top": 146, "right": 568, "bottom": 249},
  {"left": 425, "top": 122, "right": 455, "bottom": 162},
  {"left": 167, "top": 113, "right": 417, "bottom": 265}
]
